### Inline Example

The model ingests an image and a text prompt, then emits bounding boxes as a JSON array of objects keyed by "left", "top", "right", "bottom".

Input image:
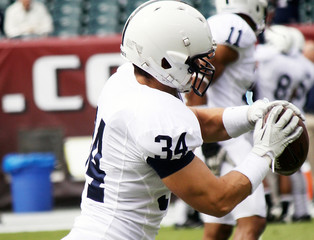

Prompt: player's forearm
[
  {"left": 189, "top": 106, "right": 253, "bottom": 141},
  {"left": 164, "top": 157, "right": 254, "bottom": 217},
  {"left": 205, "top": 153, "right": 269, "bottom": 217},
  {"left": 184, "top": 154, "right": 268, "bottom": 217},
  {"left": 208, "top": 44, "right": 238, "bottom": 83},
  {"left": 189, "top": 107, "right": 230, "bottom": 142},
  {"left": 199, "top": 171, "right": 252, "bottom": 217}
]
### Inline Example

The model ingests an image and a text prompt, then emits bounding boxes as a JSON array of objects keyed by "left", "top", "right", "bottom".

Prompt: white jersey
[
  {"left": 64, "top": 63, "right": 202, "bottom": 240},
  {"left": 254, "top": 44, "right": 304, "bottom": 102},
  {"left": 201, "top": 13, "right": 266, "bottom": 225},
  {"left": 290, "top": 53, "right": 314, "bottom": 112},
  {"left": 206, "top": 13, "right": 257, "bottom": 108}
]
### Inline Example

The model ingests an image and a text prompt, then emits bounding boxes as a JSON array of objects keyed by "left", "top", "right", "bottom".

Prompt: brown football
[{"left": 263, "top": 108, "right": 309, "bottom": 176}]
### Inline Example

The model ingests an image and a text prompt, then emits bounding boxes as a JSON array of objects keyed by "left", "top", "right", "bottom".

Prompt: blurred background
[{"left": 0, "top": 0, "right": 313, "bottom": 215}]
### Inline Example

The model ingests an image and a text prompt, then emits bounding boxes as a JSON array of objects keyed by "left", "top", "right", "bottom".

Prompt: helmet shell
[
  {"left": 121, "top": 0, "right": 215, "bottom": 92},
  {"left": 215, "top": 0, "right": 268, "bottom": 33},
  {"left": 264, "top": 25, "right": 293, "bottom": 54}
]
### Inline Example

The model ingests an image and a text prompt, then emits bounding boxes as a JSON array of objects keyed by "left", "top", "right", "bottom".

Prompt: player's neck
[{"left": 135, "top": 75, "right": 179, "bottom": 97}]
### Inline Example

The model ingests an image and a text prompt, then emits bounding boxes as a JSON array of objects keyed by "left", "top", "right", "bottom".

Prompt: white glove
[
  {"left": 247, "top": 98, "right": 305, "bottom": 128},
  {"left": 252, "top": 106, "right": 303, "bottom": 166}
]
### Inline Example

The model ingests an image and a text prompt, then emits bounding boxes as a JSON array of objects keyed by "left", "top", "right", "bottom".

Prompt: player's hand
[
  {"left": 247, "top": 98, "right": 305, "bottom": 127},
  {"left": 252, "top": 106, "right": 303, "bottom": 166}
]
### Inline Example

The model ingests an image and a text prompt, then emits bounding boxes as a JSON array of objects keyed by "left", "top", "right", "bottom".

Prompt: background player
[
  {"left": 282, "top": 26, "right": 313, "bottom": 222},
  {"left": 254, "top": 24, "right": 305, "bottom": 222},
  {"left": 186, "top": 0, "right": 270, "bottom": 239},
  {"left": 254, "top": 24, "right": 313, "bottom": 223}
]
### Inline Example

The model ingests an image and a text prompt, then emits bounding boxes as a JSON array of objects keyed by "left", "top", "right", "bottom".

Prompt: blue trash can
[{"left": 2, "top": 153, "right": 55, "bottom": 213}]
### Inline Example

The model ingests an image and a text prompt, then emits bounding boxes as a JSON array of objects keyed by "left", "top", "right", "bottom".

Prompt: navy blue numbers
[
  {"left": 86, "top": 119, "right": 106, "bottom": 203},
  {"left": 226, "top": 27, "right": 242, "bottom": 47},
  {"left": 274, "top": 74, "right": 291, "bottom": 100},
  {"left": 155, "top": 132, "right": 188, "bottom": 160}
]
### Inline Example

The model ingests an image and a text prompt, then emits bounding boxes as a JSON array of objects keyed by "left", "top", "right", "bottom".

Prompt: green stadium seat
[
  {"left": 298, "top": 0, "right": 314, "bottom": 24},
  {"left": 84, "top": 0, "right": 120, "bottom": 36},
  {"left": 181, "top": 0, "right": 195, "bottom": 7},
  {"left": 54, "top": 17, "right": 81, "bottom": 37},
  {"left": 0, "top": 0, "right": 10, "bottom": 11},
  {"left": 122, "top": 0, "right": 146, "bottom": 23},
  {"left": 198, "top": 0, "right": 216, "bottom": 19},
  {"left": 52, "top": 1, "right": 83, "bottom": 37},
  {"left": 36, "top": 0, "right": 48, "bottom": 4}
]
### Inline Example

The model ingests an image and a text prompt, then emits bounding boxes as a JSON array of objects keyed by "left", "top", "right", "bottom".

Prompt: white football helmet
[
  {"left": 215, "top": 0, "right": 268, "bottom": 34},
  {"left": 264, "top": 25, "right": 293, "bottom": 54},
  {"left": 121, "top": 0, "right": 216, "bottom": 96}
]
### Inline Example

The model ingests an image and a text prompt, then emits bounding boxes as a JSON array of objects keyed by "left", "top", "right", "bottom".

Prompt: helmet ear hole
[{"left": 161, "top": 58, "right": 172, "bottom": 69}]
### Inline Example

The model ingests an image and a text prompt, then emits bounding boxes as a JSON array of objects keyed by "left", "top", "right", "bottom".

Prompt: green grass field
[{"left": 0, "top": 221, "right": 313, "bottom": 240}]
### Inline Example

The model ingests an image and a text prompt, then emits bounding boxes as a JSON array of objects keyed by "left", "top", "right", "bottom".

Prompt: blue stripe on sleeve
[{"left": 146, "top": 151, "right": 195, "bottom": 178}]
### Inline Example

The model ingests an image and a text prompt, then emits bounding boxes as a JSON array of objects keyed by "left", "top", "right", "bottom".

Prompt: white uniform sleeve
[
  {"left": 208, "top": 13, "right": 256, "bottom": 49},
  {"left": 135, "top": 99, "right": 203, "bottom": 178}
]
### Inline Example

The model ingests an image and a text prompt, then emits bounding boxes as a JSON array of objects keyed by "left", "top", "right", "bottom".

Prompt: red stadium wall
[
  {"left": 0, "top": 35, "right": 125, "bottom": 207},
  {"left": 292, "top": 24, "right": 314, "bottom": 40},
  {"left": 0, "top": 35, "right": 124, "bottom": 162}
]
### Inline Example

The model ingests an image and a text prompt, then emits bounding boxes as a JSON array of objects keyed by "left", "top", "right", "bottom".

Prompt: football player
[
  {"left": 185, "top": 1, "right": 271, "bottom": 239},
  {"left": 62, "top": 1, "right": 303, "bottom": 239},
  {"left": 255, "top": 25, "right": 306, "bottom": 223},
  {"left": 284, "top": 27, "right": 313, "bottom": 222},
  {"left": 256, "top": 25, "right": 313, "bottom": 223}
]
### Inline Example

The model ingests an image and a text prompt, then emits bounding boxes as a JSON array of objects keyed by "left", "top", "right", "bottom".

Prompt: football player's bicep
[
  {"left": 162, "top": 154, "right": 252, "bottom": 217},
  {"left": 210, "top": 44, "right": 238, "bottom": 81},
  {"left": 162, "top": 155, "right": 220, "bottom": 213}
]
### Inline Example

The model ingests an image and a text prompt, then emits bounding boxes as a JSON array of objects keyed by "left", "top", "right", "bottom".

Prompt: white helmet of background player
[
  {"left": 120, "top": 0, "right": 216, "bottom": 96},
  {"left": 264, "top": 25, "right": 293, "bottom": 54},
  {"left": 215, "top": 0, "right": 268, "bottom": 34}
]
